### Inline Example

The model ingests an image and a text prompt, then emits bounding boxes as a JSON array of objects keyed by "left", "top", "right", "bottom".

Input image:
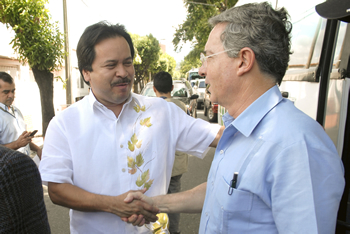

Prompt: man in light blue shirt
[{"left": 123, "top": 2, "right": 345, "bottom": 233}]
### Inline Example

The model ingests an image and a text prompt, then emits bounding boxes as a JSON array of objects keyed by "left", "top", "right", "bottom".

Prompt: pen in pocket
[{"left": 228, "top": 172, "right": 239, "bottom": 195}]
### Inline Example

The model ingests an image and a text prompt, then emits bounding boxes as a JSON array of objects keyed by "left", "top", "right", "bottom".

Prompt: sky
[
  {"left": 47, "top": 0, "right": 193, "bottom": 64},
  {"left": 0, "top": 0, "right": 326, "bottom": 63}
]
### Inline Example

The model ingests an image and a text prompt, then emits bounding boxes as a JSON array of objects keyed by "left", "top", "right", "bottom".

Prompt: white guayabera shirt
[{"left": 40, "top": 91, "right": 220, "bottom": 234}]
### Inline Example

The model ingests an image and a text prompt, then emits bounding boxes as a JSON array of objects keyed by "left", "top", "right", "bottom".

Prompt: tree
[
  {"left": 173, "top": 0, "right": 238, "bottom": 72},
  {"left": 152, "top": 53, "right": 177, "bottom": 77},
  {"left": 132, "top": 33, "right": 160, "bottom": 93},
  {"left": 0, "top": 0, "right": 65, "bottom": 135}
]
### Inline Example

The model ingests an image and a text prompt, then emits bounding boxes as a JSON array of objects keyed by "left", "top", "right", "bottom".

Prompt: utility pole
[{"left": 63, "top": 0, "right": 73, "bottom": 104}]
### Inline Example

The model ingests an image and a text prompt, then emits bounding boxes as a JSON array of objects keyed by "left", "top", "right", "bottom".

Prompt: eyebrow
[{"left": 103, "top": 56, "right": 133, "bottom": 64}]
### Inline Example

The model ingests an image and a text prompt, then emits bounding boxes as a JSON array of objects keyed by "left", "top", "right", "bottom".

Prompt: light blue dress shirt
[
  {"left": 0, "top": 103, "right": 30, "bottom": 155},
  {"left": 199, "top": 85, "right": 345, "bottom": 234}
]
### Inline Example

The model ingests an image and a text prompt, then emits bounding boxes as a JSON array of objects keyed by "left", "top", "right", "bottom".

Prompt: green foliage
[
  {"left": 131, "top": 33, "right": 161, "bottom": 92},
  {"left": 152, "top": 52, "right": 177, "bottom": 77},
  {"left": 0, "top": 0, "right": 65, "bottom": 71},
  {"left": 174, "top": 0, "right": 238, "bottom": 73}
]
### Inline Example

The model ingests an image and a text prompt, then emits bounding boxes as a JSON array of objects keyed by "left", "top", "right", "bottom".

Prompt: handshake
[{"left": 121, "top": 189, "right": 160, "bottom": 227}]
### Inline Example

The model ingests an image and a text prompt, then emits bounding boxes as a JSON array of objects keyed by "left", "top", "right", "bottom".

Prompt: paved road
[{"left": 43, "top": 109, "right": 215, "bottom": 233}]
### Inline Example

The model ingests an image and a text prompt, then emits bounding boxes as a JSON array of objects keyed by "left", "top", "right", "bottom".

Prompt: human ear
[
  {"left": 82, "top": 70, "right": 91, "bottom": 83},
  {"left": 237, "top": 47, "right": 255, "bottom": 76}
]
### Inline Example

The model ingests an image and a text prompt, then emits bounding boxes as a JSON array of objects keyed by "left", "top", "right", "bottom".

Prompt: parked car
[
  {"left": 192, "top": 78, "right": 206, "bottom": 109},
  {"left": 140, "top": 79, "right": 199, "bottom": 118},
  {"left": 203, "top": 85, "right": 218, "bottom": 123}
]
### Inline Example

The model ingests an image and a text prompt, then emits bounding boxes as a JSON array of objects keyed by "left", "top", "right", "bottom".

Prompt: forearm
[
  {"left": 29, "top": 142, "right": 40, "bottom": 152},
  {"left": 155, "top": 182, "right": 207, "bottom": 213},
  {"left": 29, "top": 142, "right": 42, "bottom": 159},
  {"left": 48, "top": 182, "right": 110, "bottom": 212},
  {"left": 3, "top": 141, "right": 20, "bottom": 150},
  {"left": 48, "top": 182, "right": 159, "bottom": 221}
]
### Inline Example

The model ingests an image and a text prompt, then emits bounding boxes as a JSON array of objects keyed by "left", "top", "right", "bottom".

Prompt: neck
[
  {"left": 156, "top": 92, "right": 171, "bottom": 99},
  {"left": 226, "top": 76, "right": 275, "bottom": 119}
]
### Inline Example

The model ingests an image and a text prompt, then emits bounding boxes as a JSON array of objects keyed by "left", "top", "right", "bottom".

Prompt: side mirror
[{"left": 190, "top": 94, "right": 199, "bottom": 100}]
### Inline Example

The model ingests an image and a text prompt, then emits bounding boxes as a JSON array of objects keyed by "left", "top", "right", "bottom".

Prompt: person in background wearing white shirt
[
  {"left": 39, "top": 21, "right": 222, "bottom": 234},
  {"left": 0, "top": 72, "right": 42, "bottom": 159},
  {"left": 123, "top": 2, "right": 345, "bottom": 233}
]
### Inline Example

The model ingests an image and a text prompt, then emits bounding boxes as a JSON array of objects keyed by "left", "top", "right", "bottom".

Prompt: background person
[
  {"left": 153, "top": 71, "right": 189, "bottom": 234},
  {"left": 39, "top": 21, "right": 222, "bottom": 233},
  {"left": 0, "top": 145, "right": 50, "bottom": 233},
  {"left": 0, "top": 72, "right": 42, "bottom": 159},
  {"left": 124, "top": 2, "right": 345, "bottom": 233}
]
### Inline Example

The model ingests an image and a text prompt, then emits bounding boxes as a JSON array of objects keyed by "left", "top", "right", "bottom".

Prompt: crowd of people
[{"left": 1, "top": 0, "right": 349, "bottom": 233}]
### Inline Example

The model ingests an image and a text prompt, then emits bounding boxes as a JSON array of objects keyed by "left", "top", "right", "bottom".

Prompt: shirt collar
[{"left": 225, "top": 85, "right": 283, "bottom": 137}]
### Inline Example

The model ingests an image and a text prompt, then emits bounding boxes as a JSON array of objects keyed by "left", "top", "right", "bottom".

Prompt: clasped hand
[{"left": 121, "top": 190, "right": 156, "bottom": 227}]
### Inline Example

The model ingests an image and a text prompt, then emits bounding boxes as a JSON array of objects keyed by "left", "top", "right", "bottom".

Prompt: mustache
[{"left": 111, "top": 77, "right": 132, "bottom": 86}]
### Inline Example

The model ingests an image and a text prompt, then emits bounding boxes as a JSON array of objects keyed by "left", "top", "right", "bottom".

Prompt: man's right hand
[
  {"left": 15, "top": 131, "right": 32, "bottom": 148},
  {"left": 109, "top": 190, "right": 158, "bottom": 223},
  {"left": 121, "top": 191, "right": 155, "bottom": 226}
]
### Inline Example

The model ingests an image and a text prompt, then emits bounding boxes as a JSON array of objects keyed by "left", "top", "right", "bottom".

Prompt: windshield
[
  {"left": 172, "top": 83, "right": 188, "bottom": 97},
  {"left": 142, "top": 85, "right": 156, "bottom": 97}
]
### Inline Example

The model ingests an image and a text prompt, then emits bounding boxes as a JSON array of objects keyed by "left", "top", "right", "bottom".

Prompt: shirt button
[
  {"left": 220, "top": 150, "right": 224, "bottom": 154},
  {"left": 206, "top": 212, "right": 208, "bottom": 216},
  {"left": 211, "top": 181, "right": 214, "bottom": 186},
  {"left": 221, "top": 206, "right": 224, "bottom": 210},
  {"left": 120, "top": 144, "right": 123, "bottom": 148},
  {"left": 122, "top": 168, "right": 126, "bottom": 172}
]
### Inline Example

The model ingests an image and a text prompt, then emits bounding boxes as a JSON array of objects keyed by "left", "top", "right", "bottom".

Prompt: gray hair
[{"left": 209, "top": 2, "right": 292, "bottom": 84}]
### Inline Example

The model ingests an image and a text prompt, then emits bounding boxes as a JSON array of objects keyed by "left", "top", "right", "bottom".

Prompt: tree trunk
[{"left": 32, "top": 68, "right": 55, "bottom": 136}]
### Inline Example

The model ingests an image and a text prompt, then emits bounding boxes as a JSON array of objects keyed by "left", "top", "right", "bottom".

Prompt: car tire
[
  {"left": 207, "top": 106, "right": 218, "bottom": 123},
  {"left": 198, "top": 102, "right": 202, "bottom": 109},
  {"left": 203, "top": 104, "right": 207, "bottom": 116}
]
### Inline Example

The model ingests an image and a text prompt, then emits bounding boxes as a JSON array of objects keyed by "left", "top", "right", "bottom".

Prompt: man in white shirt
[
  {"left": 0, "top": 72, "right": 41, "bottom": 158},
  {"left": 39, "top": 21, "right": 222, "bottom": 233}
]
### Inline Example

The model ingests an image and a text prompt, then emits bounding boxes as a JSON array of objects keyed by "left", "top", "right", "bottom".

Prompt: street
[{"left": 43, "top": 109, "right": 215, "bottom": 233}]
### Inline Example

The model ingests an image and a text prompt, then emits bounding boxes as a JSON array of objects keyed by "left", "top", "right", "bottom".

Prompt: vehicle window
[
  {"left": 309, "top": 18, "right": 327, "bottom": 67},
  {"left": 289, "top": 10, "right": 323, "bottom": 69},
  {"left": 172, "top": 83, "right": 188, "bottom": 97},
  {"left": 332, "top": 21, "right": 347, "bottom": 69},
  {"left": 142, "top": 86, "right": 156, "bottom": 97},
  {"left": 199, "top": 81, "right": 206, "bottom": 88}
]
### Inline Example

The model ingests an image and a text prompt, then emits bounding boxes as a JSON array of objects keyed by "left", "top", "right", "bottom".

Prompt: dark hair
[
  {"left": 153, "top": 71, "right": 173, "bottom": 93},
  {"left": 209, "top": 2, "right": 292, "bottom": 84},
  {"left": 0, "top": 72, "right": 14, "bottom": 85},
  {"left": 76, "top": 21, "right": 135, "bottom": 85}
]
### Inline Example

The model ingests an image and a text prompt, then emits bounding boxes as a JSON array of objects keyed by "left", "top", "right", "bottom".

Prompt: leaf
[
  {"left": 144, "top": 179, "right": 154, "bottom": 191},
  {"left": 131, "top": 133, "right": 138, "bottom": 144},
  {"left": 133, "top": 105, "right": 140, "bottom": 113},
  {"left": 135, "top": 153, "right": 144, "bottom": 167},
  {"left": 136, "top": 139, "right": 142, "bottom": 149},
  {"left": 140, "top": 105, "right": 146, "bottom": 112},
  {"left": 136, "top": 169, "right": 150, "bottom": 187},
  {"left": 127, "top": 156, "right": 135, "bottom": 168},
  {"left": 128, "top": 167, "right": 137, "bottom": 175},
  {"left": 127, "top": 156, "right": 137, "bottom": 175},
  {"left": 128, "top": 141, "right": 135, "bottom": 152},
  {"left": 128, "top": 133, "right": 142, "bottom": 152},
  {"left": 140, "top": 117, "right": 152, "bottom": 127}
]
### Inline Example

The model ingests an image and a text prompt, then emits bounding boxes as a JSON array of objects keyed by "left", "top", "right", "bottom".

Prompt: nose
[
  {"left": 8, "top": 91, "right": 15, "bottom": 99},
  {"left": 115, "top": 64, "right": 129, "bottom": 78},
  {"left": 199, "top": 64, "right": 206, "bottom": 78}
]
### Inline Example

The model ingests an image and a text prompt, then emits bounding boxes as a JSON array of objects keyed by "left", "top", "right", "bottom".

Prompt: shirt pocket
[{"left": 215, "top": 176, "right": 254, "bottom": 233}]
